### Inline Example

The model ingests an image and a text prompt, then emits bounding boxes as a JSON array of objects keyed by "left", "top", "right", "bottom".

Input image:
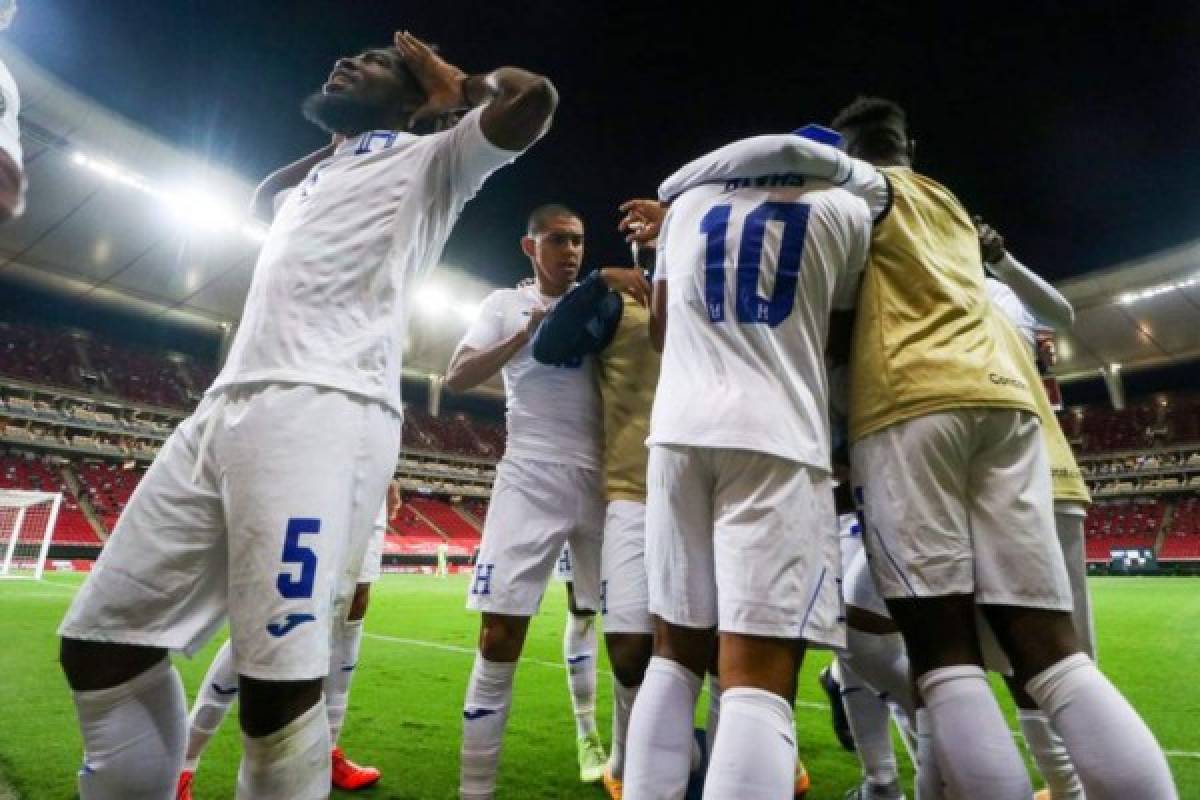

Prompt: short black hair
[
  {"left": 831, "top": 96, "right": 907, "bottom": 133},
  {"left": 527, "top": 204, "right": 582, "bottom": 235},
  {"left": 831, "top": 96, "right": 909, "bottom": 162}
]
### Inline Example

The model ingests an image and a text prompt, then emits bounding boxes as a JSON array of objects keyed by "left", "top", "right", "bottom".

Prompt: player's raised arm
[
  {"left": 394, "top": 31, "right": 557, "bottom": 153},
  {"left": 658, "top": 134, "right": 890, "bottom": 221},
  {"left": 249, "top": 135, "right": 342, "bottom": 223},
  {"left": 975, "top": 215, "right": 1075, "bottom": 331}
]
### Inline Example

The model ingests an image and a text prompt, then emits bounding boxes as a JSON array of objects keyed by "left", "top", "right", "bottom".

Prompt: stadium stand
[{"left": 0, "top": 452, "right": 100, "bottom": 545}]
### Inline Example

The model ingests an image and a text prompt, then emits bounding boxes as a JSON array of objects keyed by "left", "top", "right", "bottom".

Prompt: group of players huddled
[{"left": 53, "top": 29, "right": 1178, "bottom": 800}]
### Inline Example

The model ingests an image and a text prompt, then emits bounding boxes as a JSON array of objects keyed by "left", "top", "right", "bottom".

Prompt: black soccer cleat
[{"left": 818, "top": 665, "right": 856, "bottom": 752}]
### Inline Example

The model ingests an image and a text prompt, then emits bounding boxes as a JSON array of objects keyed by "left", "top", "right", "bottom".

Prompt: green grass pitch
[{"left": 0, "top": 574, "right": 1196, "bottom": 798}]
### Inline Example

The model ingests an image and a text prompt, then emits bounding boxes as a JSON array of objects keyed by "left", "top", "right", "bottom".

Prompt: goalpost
[{"left": 0, "top": 489, "right": 63, "bottom": 580}]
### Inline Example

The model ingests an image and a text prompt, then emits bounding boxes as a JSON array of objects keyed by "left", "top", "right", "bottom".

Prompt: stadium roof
[{"left": 1, "top": 41, "right": 1197, "bottom": 392}]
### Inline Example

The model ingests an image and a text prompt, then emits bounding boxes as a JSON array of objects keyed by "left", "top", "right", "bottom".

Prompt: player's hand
[
  {"left": 521, "top": 307, "right": 547, "bottom": 341},
  {"left": 599, "top": 267, "right": 651, "bottom": 307},
  {"left": 973, "top": 215, "right": 1006, "bottom": 265},
  {"left": 393, "top": 31, "right": 468, "bottom": 128},
  {"left": 618, "top": 198, "right": 666, "bottom": 245}
]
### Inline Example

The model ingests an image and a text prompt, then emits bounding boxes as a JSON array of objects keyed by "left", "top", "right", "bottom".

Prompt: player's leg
[
  {"left": 59, "top": 407, "right": 227, "bottom": 800},
  {"left": 971, "top": 410, "right": 1176, "bottom": 800},
  {"left": 328, "top": 582, "right": 381, "bottom": 791},
  {"left": 702, "top": 454, "right": 838, "bottom": 800},
  {"left": 177, "top": 637, "right": 240, "bottom": 797},
  {"left": 599, "top": 499, "right": 654, "bottom": 795},
  {"left": 563, "top": 580, "right": 601, "bottom": 737},
  {"left": 225, "top": 385, "right": 398, "bottom": 800},
  {"left": 839, "top": 649, "right": 903, "bottom": 799},
  {"left": 624, "top": 445, "right": 717, "bottom": 800},
  {"left": 855, "top": 411, "right": 1031, "bottom": 800},
  {"left": 460, "top": 457, "right": 576, "bottom": 799}
]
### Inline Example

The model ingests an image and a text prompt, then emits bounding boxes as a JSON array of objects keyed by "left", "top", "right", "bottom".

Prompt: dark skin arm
[
  {"left": 394, "top": 32, "right": 557, "bottom": 153},
  {"left": 0, "top": 149, "right": 23, "bottom": 223},
  {"left": 249, "top": 135, "right": 341, "bottom": 223}
]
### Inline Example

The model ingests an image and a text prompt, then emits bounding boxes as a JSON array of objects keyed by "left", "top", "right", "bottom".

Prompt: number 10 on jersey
[{"left": 700, "top": 201, "right": 811, "bottom": 327}]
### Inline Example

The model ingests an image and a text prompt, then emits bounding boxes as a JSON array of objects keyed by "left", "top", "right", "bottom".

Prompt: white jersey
[
  {"left": 210, "top": 108, "right": 525, "bottom": 415},
  {"left": 986, "top": 278, "right": 1038, "bottom": 350},
  {"left": 0, "top": 58, "right": 24, "bottom": 217},
  {"left": 649, "top": 181, "right": 871, "bottom": 470},
  {"left": 458, "top": 284, "right": 602, "bottom": 470}
]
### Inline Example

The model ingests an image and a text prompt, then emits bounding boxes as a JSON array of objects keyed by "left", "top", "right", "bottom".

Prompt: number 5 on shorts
[{"left": 277, "top": 518, "right": 320, "bottom": 599}]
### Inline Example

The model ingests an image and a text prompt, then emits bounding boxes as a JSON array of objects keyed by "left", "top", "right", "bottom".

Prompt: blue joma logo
[
  {"left": 210, "top": 682, "right": 239, "bottom": 697},
  {"left": 463, "top": 707, "right": 498, "bottom": 721},
  {"left": 266, "top": 613, "right": 316, "bottom": 638},
  {"left": 566, "top": 654, "right": 591, "bottom": 666}
]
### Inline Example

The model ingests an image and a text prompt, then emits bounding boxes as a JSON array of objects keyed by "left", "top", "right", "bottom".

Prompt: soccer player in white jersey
[
  {"left": 445, "top": 204, "right": 607, "bottom": 798},
  {"left": 176, "top": 500, "right": 391, "bottom": 799},
  {"left": 0, "top": 0, "right": 26, "bottom": 222},
  {"left": 57, "top": 31, "right": 557, "bottom": 800},
  {"left": 621, "top": 154, "right": 872, "bottom": 799},
  {"left": 653, "top": 101, "right": 1177, "bottom": 800}
]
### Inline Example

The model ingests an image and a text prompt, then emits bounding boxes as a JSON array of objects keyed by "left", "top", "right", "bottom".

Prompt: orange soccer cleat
[
  {"left": 176, "top": 770, "right": 194, "bottom": 800},
  {"left": 602, "top": 764, "right": 623, "bottom": 800},
  {"left": 794, "top": 759, "right": 811, "bottom": 798},
  {"left": 331, "top": 746, "right": 382, "bottom": 791}
]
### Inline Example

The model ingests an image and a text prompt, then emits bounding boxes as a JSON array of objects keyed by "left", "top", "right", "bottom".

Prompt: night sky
[{"left": 11, "top": 2, "right": 1200, "bottom": 291}]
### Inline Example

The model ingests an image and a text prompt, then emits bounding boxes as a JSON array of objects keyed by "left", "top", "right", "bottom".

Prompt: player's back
[
  {"left": 848, "top": 167, "right": 1036, "bottom": 442},
  {"left": 650, "top": 180, "right": 870, "bottom": 471}
]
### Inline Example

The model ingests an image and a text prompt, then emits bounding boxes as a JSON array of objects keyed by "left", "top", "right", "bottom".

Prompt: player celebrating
[
  {"left": 58, "top": 31, "right": 556, "bottom": 800},
  {"left": 445, "top": 205, "right": 607, "bottom": 798},
  {"left": 656, "top": 98, "right": 1177, "bottom": 800},
  {"left": 532, "top": 222, "right": 658, "bottom": 800},
  {"left": 176, "top": 501, "right": 391, "bottom": 798},
  {"left": 621, "top": 140, "right": 871, "bottom": 799}
]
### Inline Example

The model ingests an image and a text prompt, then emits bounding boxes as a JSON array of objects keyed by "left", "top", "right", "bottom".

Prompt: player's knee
[
  {"left": 237, "top": 675, "right": 323, "bottom": 738},
  {"left": 60, "top": 637, "right": 166, "bottom": 691},
  {"left": 983, "top": 605, "right": 1080, "bottom": 684},
  {"left": 348, "top": 583, "right": 371, "bottom": 621},
  {"left": 606, "top": 633, "right": 653, "bottom": 687},
  {"left": 651, "top": 617, "right": 713, "bottom": 678},
  {"left": 479, "top": 614, "right": 529, "bottom": 662},
  {"left": 886, "top": 595, "right": 982, "bottom": 677}
]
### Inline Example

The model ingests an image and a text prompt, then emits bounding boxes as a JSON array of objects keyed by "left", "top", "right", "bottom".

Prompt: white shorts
[
  {"left": 554, "top": 544, "right": 573, "bottom": 582},
  {"left": 59, "top": 384, "right": 401, "bottom": 681},
  {"left": 851, "top": 409, "right": 1071, "bottom": 611},
  {"left": 645, "top": 445, "right": 844, "bottom": 648},
  {"left": 602, "top": 500, "right": 652, "bottom": 635},
  {"left": 357, "top": 501, "right": 388, "bottom": 585},
  {"left": 466, "top": 457, "right": 605, "bottom": 616},
  {"left": 844, "top": 548, "right": 889, "bottom": 619}
]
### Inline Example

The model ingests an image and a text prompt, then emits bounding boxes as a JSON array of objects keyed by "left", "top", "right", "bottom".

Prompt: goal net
[{"left": 0, "top": 489, "right": 63, "bottom": 580}]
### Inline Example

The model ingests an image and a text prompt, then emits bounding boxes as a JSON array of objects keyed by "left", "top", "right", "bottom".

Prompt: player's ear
[{"left": 520, "top": 235, "right": 536, "bottom": 259}]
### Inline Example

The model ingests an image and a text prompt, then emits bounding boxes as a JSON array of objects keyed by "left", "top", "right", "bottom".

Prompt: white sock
[
  {"left": 1026, "top": 653, "right": 1177, "bottom": 800},
  {"left": 1019, "top": 709, "right": 1083, "bottom": 799},
  {"left": 704, "top": 674, "right": 721, "bottom": 764},
  {"left": 74, "top": 659, "right": 188, "bottom": 800},
  {"left": 184, "top": 639, "right": 239, "bottom": 771},
  {"left": 236, "top": 698, "right": 330, "bottom": 800},
  {"left": 624, "top": 656, "right": 701, "bottom": 800},
  {"left": 839, "top": 658, "right": 899, "bottom": 788},
  {"left": 564, "top": 612, "right": 598, "bottom": 738},
  {"left": 917, "top": 665, "right": 1031, "bottom": 799},
  {"left": 701, "top": 688, "right": 795, "bottom": 800},
  {"left": 609, "top": 679, "right": 638, "bottom": 781},
  {"left": 843, "top": 629, "right": 916, "bottom": 718},
  {"left": 325, "top": 618, "right": 365, "bottom": 744},
  {"left": 460, "top": 653, "right": 518, "bottom": 800},
  {"left": 914, "top": 708, "right": 945, "bottom": 800}
]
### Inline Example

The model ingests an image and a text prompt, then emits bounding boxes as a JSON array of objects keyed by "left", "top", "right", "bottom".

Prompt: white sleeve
[
  {"left": 428, "top": 106, "right": 527, "bottom": 205},
  {"left": 652, "top": 209, "right": 675, "bottom": 283},
  {"left": 0, "top": 62, "right": 25, "bottom": 217},
  {"left": 658, "top": 135, "right": 890, "bottom": 220},
  {"left": 986, "top": 251, "right": 1074, "bottom": 331},
  {"left": 457, "top": 291, "right": 507, "bottom": 351},
  {"left": 832, "top": 195, "right": 872, "bottom": 310}
]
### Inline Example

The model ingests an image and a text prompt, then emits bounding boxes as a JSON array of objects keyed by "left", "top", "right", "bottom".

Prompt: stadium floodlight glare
[
  {"left": 1117, "top": 274, "right": 1200, "bottom": 306},
  {"left": 417, "top": 285, "right": 450, "bottom": 312},
  {"left": 454, "top": 301, "right": 481, "bottom": 322},
  {"left": 69, "top": 148, "right": 266, "bottom": 247}
]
